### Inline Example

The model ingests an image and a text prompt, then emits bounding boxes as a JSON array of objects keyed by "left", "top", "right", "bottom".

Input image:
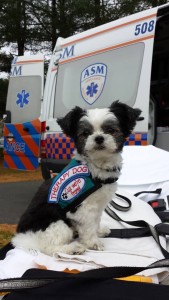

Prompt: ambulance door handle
[
  {"left": 23, "top": 127, "right": 30, "bottom": 132},
  {"left": 4, "top": 135, "right": 15, "bottom": 138}
]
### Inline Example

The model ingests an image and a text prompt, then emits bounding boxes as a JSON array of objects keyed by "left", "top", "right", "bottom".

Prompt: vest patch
[{"left": 48, "top": 159, "right": 95, "bottom": 209}]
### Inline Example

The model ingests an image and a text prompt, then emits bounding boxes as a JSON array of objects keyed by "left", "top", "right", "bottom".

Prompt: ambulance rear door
[
  {"left": 53, "top": 6, "right": 159, "bottom": 147},
  {"left": 4, "top": 54, "right": 44, "bottom": 170}
]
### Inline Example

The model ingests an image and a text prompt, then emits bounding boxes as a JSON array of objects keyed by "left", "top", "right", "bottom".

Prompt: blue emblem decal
[
  {"left": 16, "top": 90, "right": 30, "bottom": 108},
  {"left": 80, "top": 63, "right": 107, "bottom": 105}
]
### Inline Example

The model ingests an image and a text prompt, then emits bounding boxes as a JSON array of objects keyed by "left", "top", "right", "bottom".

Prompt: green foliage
[
  {"left": 0, "top": 0, "right": 168, "bottom": 60},
  {"left": 0, "top": 0, "right": 169, "bottom": 111},
  {"left": 0, "top": 52, "right": 13, "bottom": 73}
]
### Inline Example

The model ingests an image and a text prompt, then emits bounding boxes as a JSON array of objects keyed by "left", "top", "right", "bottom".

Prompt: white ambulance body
[{"left": 4, "top": 3, "right": 169, "bottom": 179}]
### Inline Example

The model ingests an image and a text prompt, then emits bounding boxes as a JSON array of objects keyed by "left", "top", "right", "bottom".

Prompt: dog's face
[
  {"left": 76, "top": 108, "right": 124, "bottom": 159},
  {"left": 57, "top": 101, "right": 142, "bottom": 159}
]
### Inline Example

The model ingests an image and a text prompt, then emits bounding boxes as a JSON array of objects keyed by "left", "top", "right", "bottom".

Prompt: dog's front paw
[
  {"left": 53, "top": 241, "right": 86, "bottom": 255},
  {"left": 73, "top": 243, "right": 86, "bottom": 255},
  {"left": 86, "top": 239, "right": 104, "bottom": 251},
  {"left": 98, "top": 225, "right": 111, "bottom": 238}
]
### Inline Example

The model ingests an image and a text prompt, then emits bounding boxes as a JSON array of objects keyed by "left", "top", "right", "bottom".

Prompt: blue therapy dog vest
[
  {"left": 48, "top": 159, "right": 102, "bottom": 212},
  {"left": 48, "top": 159, "right": 119, "bottom": 213}
]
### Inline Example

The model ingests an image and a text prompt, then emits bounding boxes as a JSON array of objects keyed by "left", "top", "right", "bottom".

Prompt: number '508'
[{"left": 134, "top": 20, "right": 155, "bottom": 36}]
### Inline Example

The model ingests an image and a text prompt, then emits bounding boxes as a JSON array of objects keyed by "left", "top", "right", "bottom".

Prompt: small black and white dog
[{"left": 12, "top": 101, "right": 141, "bottom": 255}]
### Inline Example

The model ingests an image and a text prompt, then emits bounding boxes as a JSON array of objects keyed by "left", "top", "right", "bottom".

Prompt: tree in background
[
  {"left": 0, "top": 0, "right": 169, "bottom": 111},
  {"left": 0, "top": 79, "right": 8, "bottom": 116},
  {"left": 120, "top": 0, "right": 168, "bottom": 15},
  {"left": 0, "top": 0, "right": 169, "bottom": 58},
  {"left": 0, "top": 0, "right": 31, "bottom": 56}
]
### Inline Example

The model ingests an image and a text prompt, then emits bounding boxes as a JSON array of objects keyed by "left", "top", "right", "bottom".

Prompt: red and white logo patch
[{"left": 48, "top": 164, "right": 89, "bottom": 203}]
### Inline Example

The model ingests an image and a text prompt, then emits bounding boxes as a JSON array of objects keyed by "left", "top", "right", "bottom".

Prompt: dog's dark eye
[
  {"left": 82, "top": 130, "right": 90, "bottom": 137},
  {"left": 106, "top": 128, "right": 116, "bottom": 134}
]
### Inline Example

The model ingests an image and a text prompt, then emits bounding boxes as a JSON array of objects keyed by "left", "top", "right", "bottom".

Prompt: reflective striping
[
  {"left": 3, "top": 119, "right": 41, "bottom": 170},
  {"left": 4, "top": 154, "right": 18, "bottom": 170},
  {"left": 45, "top": 132, "right": 148, "bottom": 159},
  {"left": 62, "top": 13, "right": 157, "bottom": 47},
  {"left": 46, "top": 133, "right": 75, "bottom": 159},
  {"left": 24, "top": 120, "right": 41, "bottom": 134},
  {"left": 8, "top": 154, "right": 27, "bottom": 170},
  {"left": 19, "top": 156, "right": 39, "bottom": 170},
  {"left": 21, "top": 133, "right": 40, "bottom": 156},
  {"left": 4, "top": 120, "right": 41, "bottom": 152},
  {"left": 125, "top": 133, "right": 147, "bottom": 146},
  {"left": 4, "top": 153, "right": 39, "bottom": 171},
  {"left": 16, "top": 59, "right": 44, "bottom": 64},
  {"left": 5, "top": 125, "right": 38, "bottom": 157},
  {"left": 60, "top": 35, "right": 154, "bottom": 65}
]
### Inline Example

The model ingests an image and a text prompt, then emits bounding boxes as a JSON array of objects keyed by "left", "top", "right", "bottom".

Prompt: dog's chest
[
  {"left": 84, "top": 183, "right": 116, "bottom": 209},
  {"left": 67, "top": 183, "right": 116, "bottom": 222}
]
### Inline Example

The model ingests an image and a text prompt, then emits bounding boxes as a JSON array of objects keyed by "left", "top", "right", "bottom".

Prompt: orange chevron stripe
[
  {"left": 4, "top": 152, "right": 37, "bottom": 170},
  {"left": 3, "top": 124, "right": 10, "bottom": 136},
  {"left": 21, "top": 132, "right": 39, "bottom": 157},
  {"left": 4, "top": 149, "right": 37, "bottom": 170},
  {"left": 30, "top": 119, "right": 41, "bottom": 133},
  {"left": 4, "top": 120, "right": 41, "bottom": 166},
  {"left": 19, "top": 156, "right": 37, "bottom": 170},
  {"left": 6, "top": 121, "right": 40, "bottom": 156},
  {"left": 4, "top": 154, "right": 17, "bottom": 169},
  {"left": 5, "top": 124, "right": 39, "bottom": 157}
]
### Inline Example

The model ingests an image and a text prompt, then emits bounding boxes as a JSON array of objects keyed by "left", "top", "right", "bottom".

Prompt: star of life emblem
[
  {"left": 16, "top": 89, "right": 30, "bottom": 108},
  {"left": 80, "top": 63, "right": 107, "bottom": 105}
]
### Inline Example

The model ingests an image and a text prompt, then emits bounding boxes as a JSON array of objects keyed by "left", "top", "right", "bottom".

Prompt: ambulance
[{"left": 3, "top": 3, "right": 169, "bottom": 179}]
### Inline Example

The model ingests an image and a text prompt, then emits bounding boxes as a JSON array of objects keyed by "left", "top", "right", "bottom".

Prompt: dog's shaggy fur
[{"left": 12, "top": 101, "right": 141, "bottom": 255}]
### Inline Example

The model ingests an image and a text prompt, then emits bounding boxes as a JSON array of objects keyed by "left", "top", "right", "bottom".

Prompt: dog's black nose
[{"left": 95, "top": 135, "right": 104, "bottom": 144}]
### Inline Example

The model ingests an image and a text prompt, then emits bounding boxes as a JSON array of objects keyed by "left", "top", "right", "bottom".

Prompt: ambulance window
[
  {"left": 151, "top": 14, "right": 169, "bottom": 128},
  {"left": 54, "top": 43, "right": 144, "bottom": 117},
  {"left": 6, "top": 76, "right": 42, "bottom": 123}
]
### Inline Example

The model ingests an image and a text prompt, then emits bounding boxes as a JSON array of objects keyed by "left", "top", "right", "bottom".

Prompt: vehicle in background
[{"left": 3, "top": 3, "right": 169, "bottom": 179}]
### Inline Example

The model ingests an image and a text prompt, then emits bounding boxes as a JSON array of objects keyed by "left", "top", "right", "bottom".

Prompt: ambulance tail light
[
  {"left": 41, "top": 139, "right": 46, "bottom": 158},
  {"left": 41, "top": 121, "right": 46, "bottom": 158},
  {"left": 41, "top": 121, "right": 46, "bottom": 133}
]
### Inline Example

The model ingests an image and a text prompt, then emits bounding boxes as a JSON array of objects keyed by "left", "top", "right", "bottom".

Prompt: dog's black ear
[
  {"left": 57, "top": 106, "right": 86, "bottom": 138},
  {"left": 109, "top": 100, "right": 142, "bottom": 138}
]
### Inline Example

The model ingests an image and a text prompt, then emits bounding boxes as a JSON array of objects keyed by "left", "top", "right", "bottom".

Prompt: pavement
[{"left": 0, "top": 180, "right": 43, "bottom": 224}]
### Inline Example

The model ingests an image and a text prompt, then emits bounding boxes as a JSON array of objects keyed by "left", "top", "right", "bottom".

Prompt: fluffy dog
[{"left": 12, "top": 101, "right": 141, "bottom": 255}]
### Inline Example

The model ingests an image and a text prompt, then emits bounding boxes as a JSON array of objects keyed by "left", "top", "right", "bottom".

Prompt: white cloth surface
[
  {"left": 0, "top": 190, "right": 168, "bottom": 282},
  {"left": 118, "top": 145, "right": 169, "bottom": 204},
  {"left": 119, "top": 145, "right": 169, "bottom": 185},
  {"left": 1, "top": 146, "right": 169, "bottom": 282}
]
